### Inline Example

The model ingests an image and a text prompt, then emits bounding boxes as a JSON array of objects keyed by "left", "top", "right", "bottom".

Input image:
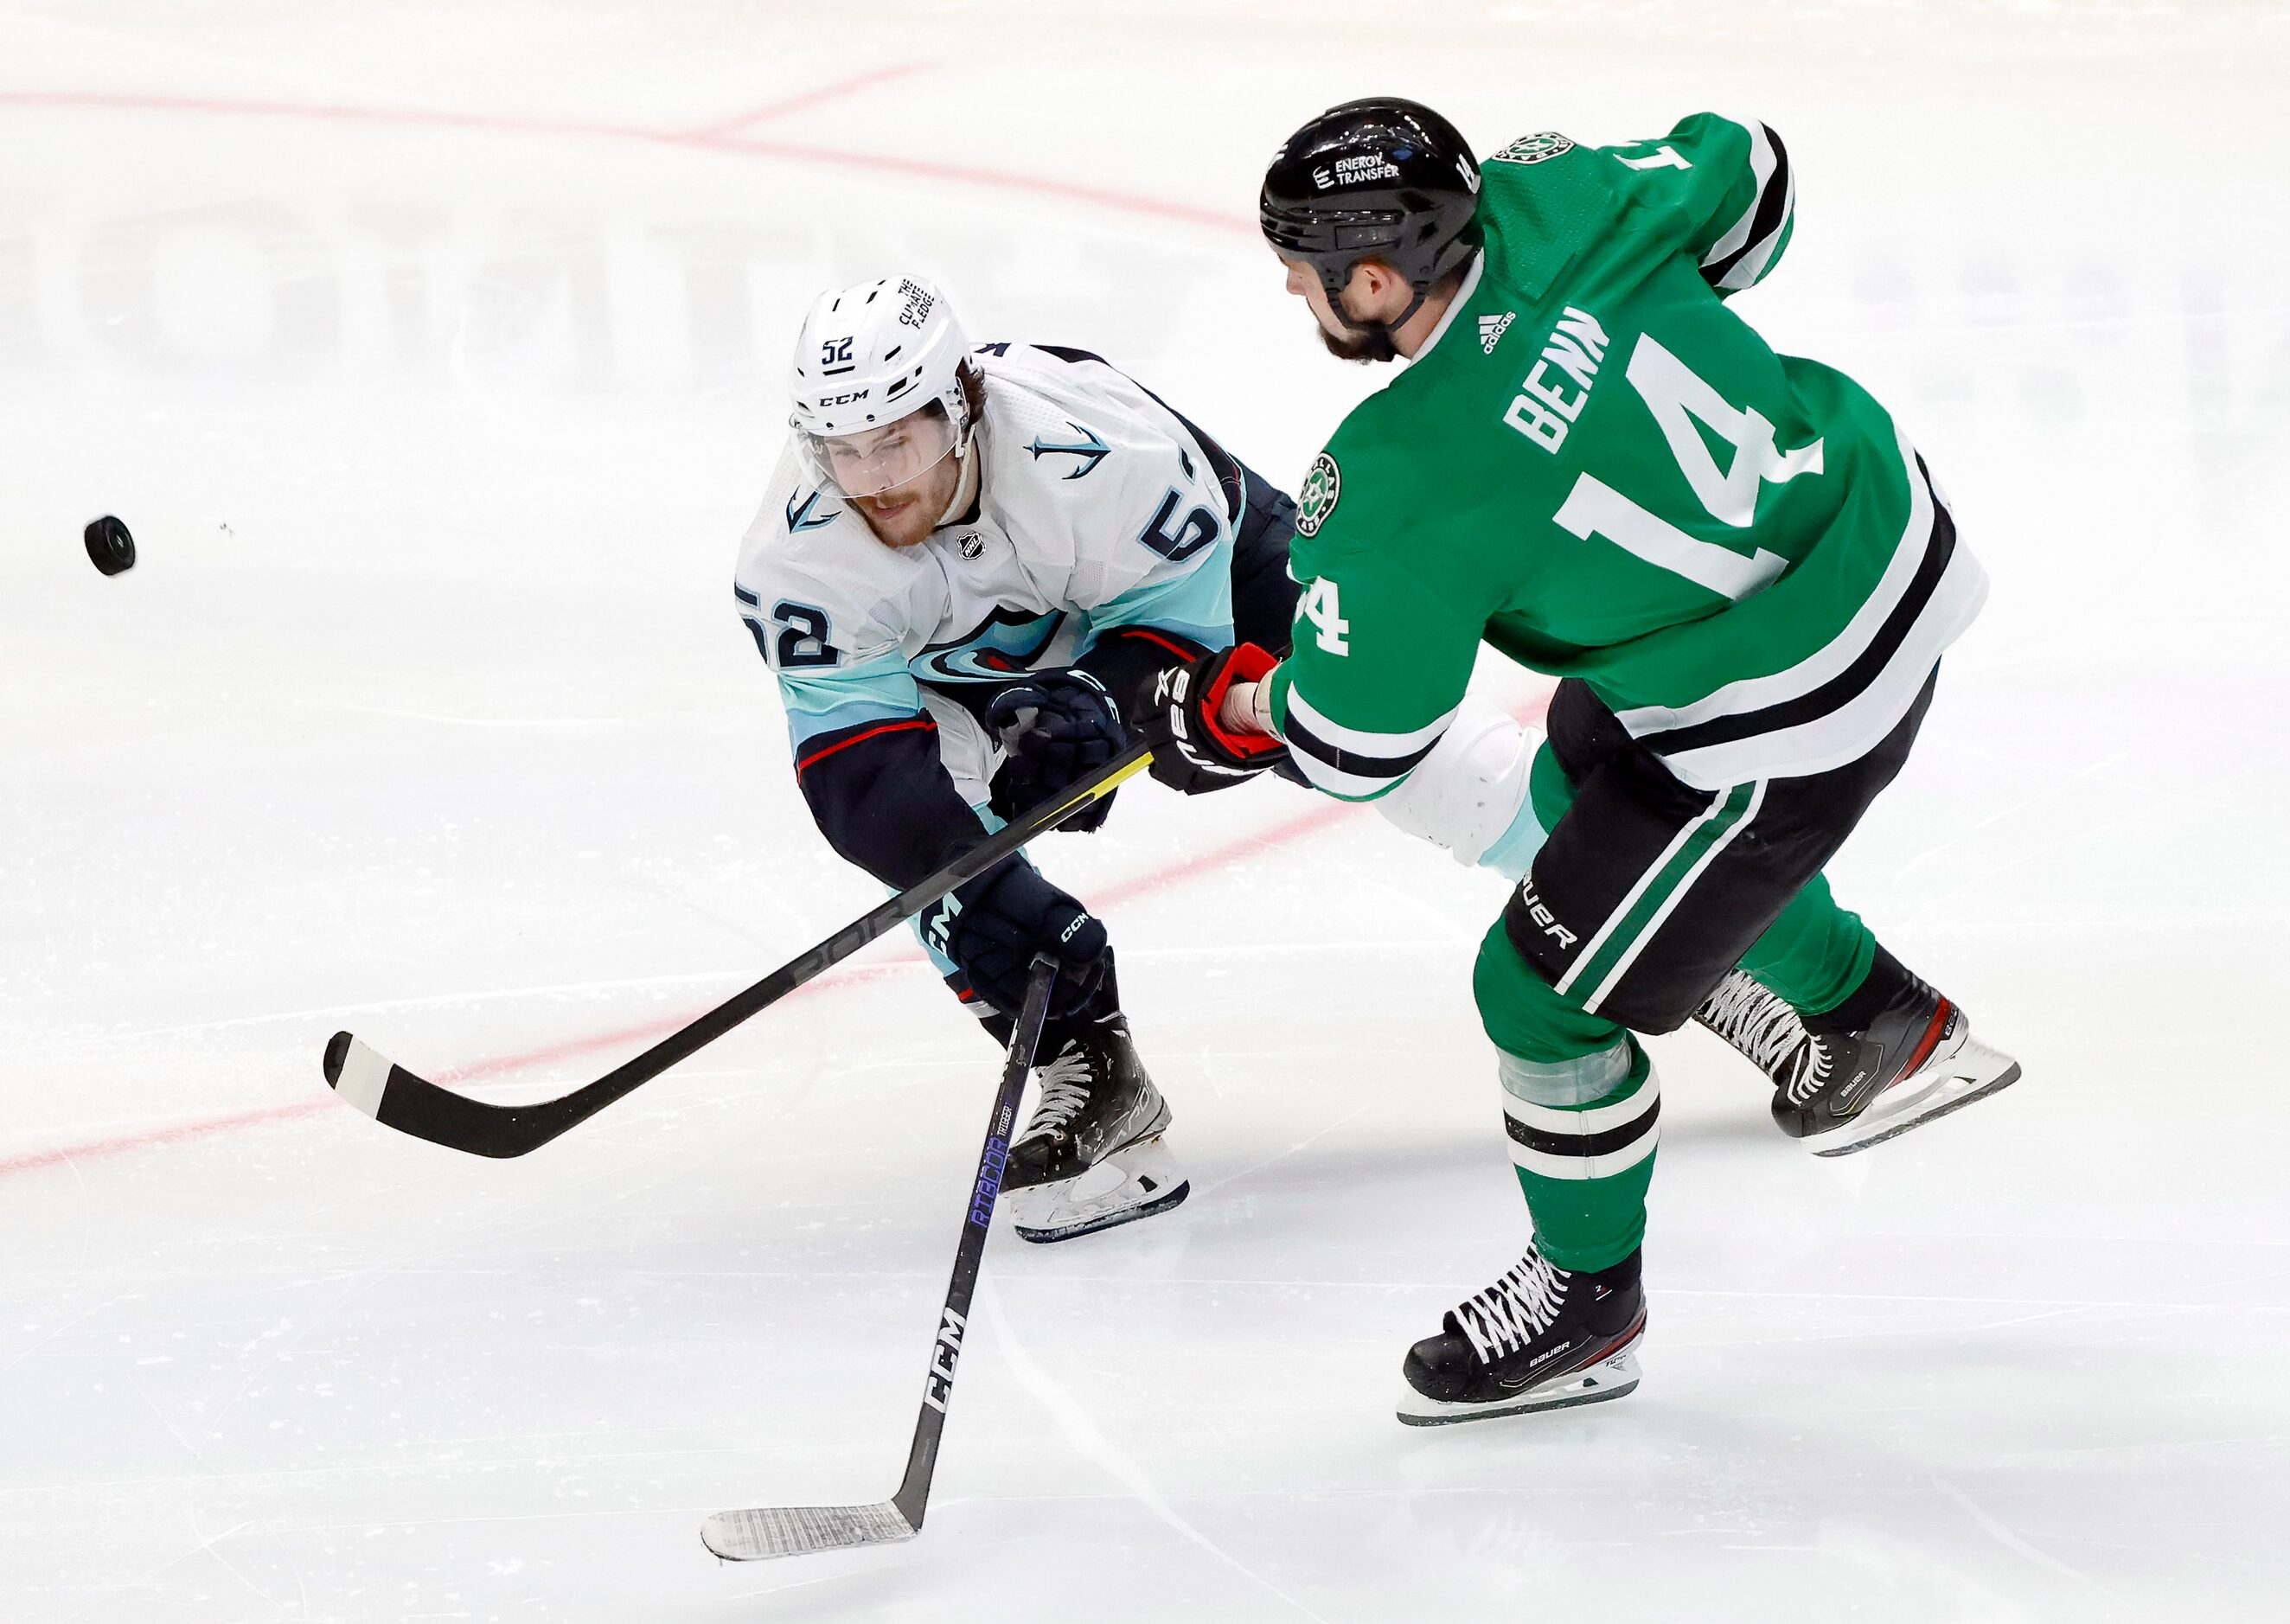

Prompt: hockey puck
[{"left": 84, "top": 515, "right": 137, "bottom": 576}]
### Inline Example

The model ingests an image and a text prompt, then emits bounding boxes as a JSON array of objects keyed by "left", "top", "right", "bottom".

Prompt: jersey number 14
[
  {"left": 1296, "top": 576, "right": 1349, "bottom": 655},
  {"left": 1552, "top": 333, "right": 1823, "bottom": 601}
]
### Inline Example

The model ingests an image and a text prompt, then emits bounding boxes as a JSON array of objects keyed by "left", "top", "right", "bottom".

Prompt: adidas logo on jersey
[{"left": 1479, "top": 312, "right": 1515, "bottom": 354}]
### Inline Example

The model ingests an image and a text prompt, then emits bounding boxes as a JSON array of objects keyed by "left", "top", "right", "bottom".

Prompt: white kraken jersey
[{"left": 733, "top": 343, "right": 1240, "bottom": 764}]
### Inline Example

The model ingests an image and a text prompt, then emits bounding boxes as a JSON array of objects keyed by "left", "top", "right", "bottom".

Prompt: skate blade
[
  {"left": 1009, "top": 1136, "right": 1189, "bottom": 1244},
  {"left": 1397, "top": 1349, "right": 1641, "bottom": 1428},
  {"left": 1807, "top": 1039, "right": 2023, "bottom": 1158}
]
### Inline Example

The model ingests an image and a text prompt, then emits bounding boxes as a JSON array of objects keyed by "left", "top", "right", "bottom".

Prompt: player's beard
[{"left": 1317, "top": 313, "right": 1398, "bottom": 364}]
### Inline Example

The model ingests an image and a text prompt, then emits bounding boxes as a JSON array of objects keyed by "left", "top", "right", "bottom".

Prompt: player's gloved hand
[
  {"left": 985, "top": 668, "right": 1125, "bottom": 832},
  {"left": 924, "top": 857, "right": 1110, "bottom": 1019},
  {"left": 1138, "top": 643, "right": 1286, "bottom": 795}
]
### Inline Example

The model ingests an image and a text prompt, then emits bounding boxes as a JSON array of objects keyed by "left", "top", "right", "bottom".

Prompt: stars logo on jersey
[
  {"left": 1479, "top": 312, "right": 1516, "bottom": 354},
  {"left": 1490, "top": 131, "right": 1576, "bottom": 166},
  {"left": 785, "top": 489, "right": 839, "bottom": 533},
  {"left": 1293, "top": 451, "right": 1341, "bottom": 539},
  {"left": 1026, "top": 420, "right": 1111, "bottom": 480}
]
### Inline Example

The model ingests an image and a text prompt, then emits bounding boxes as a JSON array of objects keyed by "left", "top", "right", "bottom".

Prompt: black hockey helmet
[{"left": 1260, "top": 98, "right": 1482, "bottom": 316}]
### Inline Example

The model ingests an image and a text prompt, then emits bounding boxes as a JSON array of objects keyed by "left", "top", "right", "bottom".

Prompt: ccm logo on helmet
[{"left": 818, "top": 388, "right": 870, "bottom": 407}]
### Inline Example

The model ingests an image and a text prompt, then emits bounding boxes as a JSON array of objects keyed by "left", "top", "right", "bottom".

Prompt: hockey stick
[
  {"left": 321, "top": 743, "right": 1151, "bottom": 1158},
  {"left": 700, "top": 954, "right": 1055, "bottom": 1561}
]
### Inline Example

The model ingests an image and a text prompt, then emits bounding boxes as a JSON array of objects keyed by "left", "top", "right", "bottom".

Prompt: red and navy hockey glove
[{"left": 1138, "top": 643, "right": 1286, "bottom": 796}]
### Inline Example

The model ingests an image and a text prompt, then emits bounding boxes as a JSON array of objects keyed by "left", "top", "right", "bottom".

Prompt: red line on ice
[
  {"left": 0, "top": 1098, "right": 337, "bottom": 1180},
  {"left": 680, "top": 62, "right": 933, "bottom": 141},
  {"left": 704, "top": 136, "right": 1253, "bottom": 233},
  {"left": 0, "top": 800, "right": 1358, "bottom": 1180},
  {"left": 2, "top": 697, "right": 1551, "bottom": 1178},
  {"left": 0, "top": 85, "right": 1255, "bottom": 236},
  {"left": 0, "top": 79, "right": 1546, "bottom": 1173},
  {"left": 0, "top": 80, "right": 1262, "bottom": 1182}
]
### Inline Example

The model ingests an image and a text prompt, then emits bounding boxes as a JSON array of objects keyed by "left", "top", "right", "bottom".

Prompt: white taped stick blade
[
  {"left": 330, "top": 1037, "right": 397, "bottom": 1120},
  {"left": 700, "top": 1501, "right": 916, "bottom": 1561}
]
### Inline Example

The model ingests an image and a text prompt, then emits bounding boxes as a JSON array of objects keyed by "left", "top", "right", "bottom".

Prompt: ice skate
[
  {"left": 1002, "top": 1013, "right": 1189, "bottom": 1243},
  {"left": 1398, "top": 1247, "right": 1645, "bottom": 1426},
  {"left": 1696, "top": 968, "right": 2019, "bottom": 1157}
]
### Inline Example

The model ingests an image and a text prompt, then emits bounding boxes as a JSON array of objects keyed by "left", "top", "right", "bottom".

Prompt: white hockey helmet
[{"left": 789, "top": 275, "right": 976, "bottom": 498}]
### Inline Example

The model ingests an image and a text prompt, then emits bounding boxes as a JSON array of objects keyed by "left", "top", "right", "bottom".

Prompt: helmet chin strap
[
  {"left": 1325, "top": 276, "right": 1430, "bottom": 359},
  {"left": 934, "top": 440, "right": 982, "bottom": 528}
]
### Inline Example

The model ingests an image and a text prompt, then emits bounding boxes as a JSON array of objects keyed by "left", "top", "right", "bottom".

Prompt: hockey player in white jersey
[{"left": 734, "top": 275, "right": 1300, "bottom": 1242}]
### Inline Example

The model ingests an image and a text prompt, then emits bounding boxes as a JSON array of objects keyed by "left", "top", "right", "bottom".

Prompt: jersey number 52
[
  {"left": 1136, "top": 489, "right": 1221, "bottom": 563},
  {"left": 739, "top": 598, "right": 840, "bottom": 669}
]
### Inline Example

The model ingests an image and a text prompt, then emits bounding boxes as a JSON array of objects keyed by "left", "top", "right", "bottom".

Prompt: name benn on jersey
[{"left": 1501, "top": 307, "right": 1611, "bottom": 454}]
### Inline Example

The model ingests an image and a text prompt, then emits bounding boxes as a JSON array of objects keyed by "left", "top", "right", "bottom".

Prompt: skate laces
[
  {"left": 1020, "top": 1041, "right": 1097, "bottom": 1143},
  {"left": 1452, "top": 1251, "right": 1570, "bottom": 1364},
  {"left": 1784, "top": 1035, "right": 1836, "bottom": 1106},
  {"left": 1698, "top": 971, "right": 1812, "bottom": 1084}
]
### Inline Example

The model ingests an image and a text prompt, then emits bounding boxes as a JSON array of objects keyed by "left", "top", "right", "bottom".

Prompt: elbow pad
[{"left": 1374, "top": 696, "right": 1548, "bottom": 879}]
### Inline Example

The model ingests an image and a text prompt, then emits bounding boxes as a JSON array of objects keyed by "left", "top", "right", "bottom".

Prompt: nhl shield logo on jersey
[
  {"left": 1294, "top": 451, "right": 1341, "bottom": 538},
  {"left": 1490, "top": 131, "right": 1576, "bottom": 166}
]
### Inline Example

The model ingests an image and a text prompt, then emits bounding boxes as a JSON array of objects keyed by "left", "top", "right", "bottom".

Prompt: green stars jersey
[{"left": 1267, "top": 114, "right": 1987, "bottom": 797}]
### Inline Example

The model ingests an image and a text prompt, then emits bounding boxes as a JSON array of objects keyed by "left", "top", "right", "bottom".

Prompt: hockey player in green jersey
[{"left": 1139, "top": 99, "right": 2021, "bottom": 1425}]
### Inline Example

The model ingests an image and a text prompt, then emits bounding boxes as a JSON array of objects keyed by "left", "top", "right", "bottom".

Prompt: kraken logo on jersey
[
  {"left": 1490, "top": 131, "right": 1577, "bottom": 166},
  {"left": 784, "top": 489, "right": 840, "bottom": 534},
  {"left": 918, "top": 604, "right": 1068, "bottom": 681},
  {"left": 1294, "top": 452, "right": 1341, "bottom": 538},
  {"left": 1026, "top": 420, "right": 1112, "bottom": 480}
]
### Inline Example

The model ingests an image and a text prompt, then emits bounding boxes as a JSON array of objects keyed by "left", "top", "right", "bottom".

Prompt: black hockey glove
[
  {"left": 922, "top": 856, "right": 1110, "bottom": 1020},
  {"left": 985, "top": 668, "right": 1125, "bottom": 832},
  {"left": 1138, "top": 642, "right": 1287, "bottom": 795}
]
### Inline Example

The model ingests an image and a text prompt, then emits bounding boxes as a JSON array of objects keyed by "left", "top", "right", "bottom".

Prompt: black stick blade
[
  {"left": 313, "top": 750, "right": 1155, "bottom": 1162},
  {"left": 320, "top": 1032, "right": 555, "bottom": 1159}
]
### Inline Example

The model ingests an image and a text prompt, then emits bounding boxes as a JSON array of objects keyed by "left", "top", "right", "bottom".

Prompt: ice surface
[{"left": 3, "top": 3, "right": 2287, "bottom": 1620}]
